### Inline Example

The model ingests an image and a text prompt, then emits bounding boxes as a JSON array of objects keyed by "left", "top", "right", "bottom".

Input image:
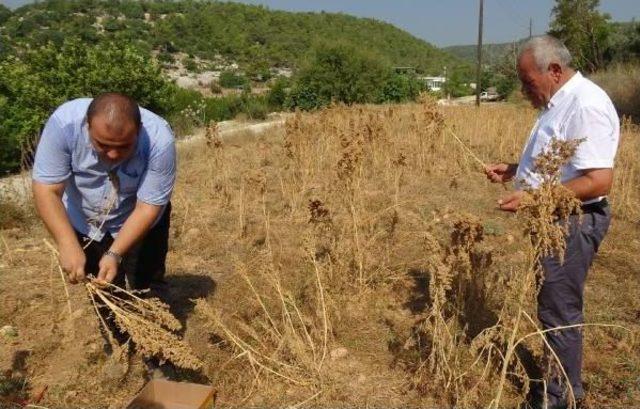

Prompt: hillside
[
  {"left": 444, "top": 41, "right": 521, "bottom": 66},
  {"left": 0, "top": 0, "right": 461, "bottom": 75},
  {"left": 446, "top": 21, "right": 640, "bottom": 67}
]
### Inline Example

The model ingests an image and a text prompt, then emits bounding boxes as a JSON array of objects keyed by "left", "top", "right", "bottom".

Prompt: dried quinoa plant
[
  {"left": 518, "top": 138, "right": 583, "bottom": 263},
  {"left": 85, "top": 280, "right": 203, "bottom": 370},
  {"left": 411, "top": 213, "right": 496, "bottom": 406}
]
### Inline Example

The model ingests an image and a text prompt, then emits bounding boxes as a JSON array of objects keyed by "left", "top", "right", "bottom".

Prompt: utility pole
[
  {"left": 529, "top": 17, "right": 533, "bottom": 38},
  {"left": 475, "top": 0, "right": 483, "bottom": 107}
]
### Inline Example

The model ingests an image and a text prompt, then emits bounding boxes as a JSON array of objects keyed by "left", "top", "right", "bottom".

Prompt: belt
[{"left": 580, "top": 198, "right": 608, "bottom": 214}]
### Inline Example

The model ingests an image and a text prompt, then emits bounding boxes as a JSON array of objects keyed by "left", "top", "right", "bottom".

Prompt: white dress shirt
[{"left": 515, "top": 72, "right": 620, "bottom": 203}]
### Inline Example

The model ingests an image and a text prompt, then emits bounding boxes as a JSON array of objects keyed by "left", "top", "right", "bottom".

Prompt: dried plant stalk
[
  {"left": 518, "top": 138, "right": 583, "bottom": 263},
  {"left": 85, "top": 280, "right": 203, "bottom": 370}
]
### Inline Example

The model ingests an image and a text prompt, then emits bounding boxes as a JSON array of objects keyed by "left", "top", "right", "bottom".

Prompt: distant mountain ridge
[
  {"left": 0, "top": 0, "right": 463, "bottom": 75},
  {"left": 443, "top": 41, "right": 523, "bottom": 66}
]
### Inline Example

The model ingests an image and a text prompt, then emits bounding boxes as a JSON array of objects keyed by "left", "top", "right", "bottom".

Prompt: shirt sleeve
[
  {"left": 566, "top": 104, "right": 619, "bottom": 170},
  {"left": 32, "top": 114, "right": 72, "bottom": 184},
  {"left": 137, "top": 129, "right": 177, "bottom": 206}
]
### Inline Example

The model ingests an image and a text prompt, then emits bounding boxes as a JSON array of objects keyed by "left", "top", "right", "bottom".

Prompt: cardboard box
[{"left": 126, "top": 379, "right": 215, "bottom": 409}]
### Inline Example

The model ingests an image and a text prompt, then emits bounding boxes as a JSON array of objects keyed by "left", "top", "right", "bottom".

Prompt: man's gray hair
[{"left": 519, "top": 35, "right": 573, "bottom": 71}]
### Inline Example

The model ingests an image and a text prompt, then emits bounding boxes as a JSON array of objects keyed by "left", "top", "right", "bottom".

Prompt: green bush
[
  {"left": 286, "top": 43, "right": 425, "bottom": 110},
  {"left": 183, "top": 57, "right": 199, "bottom": 72},
  {"left": 239, "top": 94, "right": 269, "bottom": 120},
  {"left": 219, "top": 71, "right": 250, "bottom": 89},
  {"left": 287, "top": 42, "right": 390, "bottom": 110},
  {"left": 0, "top": 39, "right": 174, "bottom": 173},
  {"left": 379, "top": 73, "right": 424, "bottom": 103},
  {"left": 266, "top": 77, "right": 289, "bottom": 110},
  {"left": 0, "top": 4, "right": 10, "bottom": 25}
]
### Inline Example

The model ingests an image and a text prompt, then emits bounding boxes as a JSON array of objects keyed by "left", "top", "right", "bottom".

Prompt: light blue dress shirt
[{"left": 32, "top": 98, "right": 176, "bottom": 242}]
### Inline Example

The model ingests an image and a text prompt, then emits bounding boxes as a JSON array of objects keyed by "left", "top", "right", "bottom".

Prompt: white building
[{"left": 420, "top": 76, "right": 446, "bottom": 92}]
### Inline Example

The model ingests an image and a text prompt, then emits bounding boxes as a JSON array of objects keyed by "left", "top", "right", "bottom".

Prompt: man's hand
[
  {"left": 485, "top": 163, "right": 518, "bottom": 183},
  {"left": 97, "top": 253, "right": 119, "bottom": 284},
  {"left": 497, "top": 191, "right": 526, "bottom": 212},
  {"left": 59, "top": 240, "right": 86, "bottom": 284}
]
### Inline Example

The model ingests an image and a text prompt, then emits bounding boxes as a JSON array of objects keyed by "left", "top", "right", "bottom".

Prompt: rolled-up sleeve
[
  {"left": 32, "top": 114, "right": 72, "bottom": 184},
  {"left": 137, "top": 136, "right": 176, "bottom": 206}
]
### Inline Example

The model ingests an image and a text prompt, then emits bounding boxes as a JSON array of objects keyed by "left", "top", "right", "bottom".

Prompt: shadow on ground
[{"left": 151, "top": 272, "right": 217, "bottom": 384}]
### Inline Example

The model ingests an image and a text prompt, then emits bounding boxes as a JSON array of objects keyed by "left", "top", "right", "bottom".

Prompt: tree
[
  {"left": 378, "top": 73, "right": 424, "bottom": 103},
  {"left": 287, "top": 42, "right": 390, "bottom": 109},
  {"left": 0, "top": 4, "right": 11, "bottom": 25},
  {"left": 443, "top": 66, "right": 473, "bottom": 98},
  {"left": 549, "top": 0, "right": 611, "bottom": 72}
]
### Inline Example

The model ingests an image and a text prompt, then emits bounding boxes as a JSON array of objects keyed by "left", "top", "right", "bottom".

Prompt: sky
[{"left": 2, "top": 0, "right": 639, "bottom": 47}]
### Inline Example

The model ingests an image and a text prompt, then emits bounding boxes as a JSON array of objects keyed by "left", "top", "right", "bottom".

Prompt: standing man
[
  {"left": 485, "top": 36, "right": 619, "bottom": 408},
  {"left": 32, "top": 93, "right": 176, "bottom": 293}
]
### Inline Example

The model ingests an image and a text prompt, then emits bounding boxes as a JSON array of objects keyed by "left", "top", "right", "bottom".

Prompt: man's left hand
[
  {"left": 97, "top": 254, "right": 119, "bottom": 283},
  {"left": 497, "top": 191, "right": 525, "bottom": 212}
]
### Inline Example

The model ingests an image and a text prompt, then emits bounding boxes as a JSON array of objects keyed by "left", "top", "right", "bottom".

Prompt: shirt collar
[{"left": 547, "top": 71, "right": 582, "bottom": 109}]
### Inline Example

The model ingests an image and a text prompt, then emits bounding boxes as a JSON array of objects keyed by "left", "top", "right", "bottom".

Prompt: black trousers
[
  {"left": 538, "top": 205, "right": 611, "bottom": 402},
  {"left": 77, "top": 202, "right": 171, "bottom": 290}
]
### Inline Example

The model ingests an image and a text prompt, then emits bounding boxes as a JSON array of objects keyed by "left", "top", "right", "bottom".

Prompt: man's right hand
[
  {"left": 58, "top": 240, "right": 86, "bottom": 284},
  {"left": 485, "top": 163, "right": 517, "bottom": 183},
  {"left": 33, "top": 181, "right": 87, "bottom": 284}
]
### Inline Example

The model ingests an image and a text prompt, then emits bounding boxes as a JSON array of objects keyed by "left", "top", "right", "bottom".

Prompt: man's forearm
[
  {"left": 32, "top": 182, "right": 79, "bottom": 247},
  {"left": 563, "top": 176, "right": 606, "bottom": 201},
  {"left": 563, "top": 169, "right": 613, "bottom": 202},
  {"left": 108, "top": 201, "right": 162, "bottom": 256}
]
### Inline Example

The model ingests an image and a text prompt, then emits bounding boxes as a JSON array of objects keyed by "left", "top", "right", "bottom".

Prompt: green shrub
[
  {"left": 239, "top": 94, "right": 269, "bottom": 120},
  {"left": 183, "top": 57, "right": 199, "bottom": 72},
  {"left": 379, "top": 73, "right": 424, "bottom": 103},
  {"left": 157, "top": 51, "right": 175, "bottom": 64},
  {"left": 0, "top": 39, "right": 174, "bottom": 173},
  {"left": 285, "top": 83, "right": 325, "bottom": 111},
  {"left": 219, "top": 71, "right": 250, "bottom": 89},
  {"left": 266, "top": 77, "right": 289, "bottom": 109},
  {"left": 287, "top": 42, "right": 390, "bottom": 110}
]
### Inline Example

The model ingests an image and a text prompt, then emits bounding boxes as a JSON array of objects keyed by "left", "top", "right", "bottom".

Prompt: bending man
[{"left": 32, "top": 93, "right": 176, "bottom": 292}]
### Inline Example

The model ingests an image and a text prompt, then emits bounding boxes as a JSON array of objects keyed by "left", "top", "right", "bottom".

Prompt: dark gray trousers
[{"left": 538, "top": 205, "right": 611, "bottom": 402}]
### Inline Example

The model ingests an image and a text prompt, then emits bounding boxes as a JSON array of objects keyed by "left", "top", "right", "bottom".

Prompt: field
[{"left": 0, "top": 101, "right": 638, "bottom": 408}]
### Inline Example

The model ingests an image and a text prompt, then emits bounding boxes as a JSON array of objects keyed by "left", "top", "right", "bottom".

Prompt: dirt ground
[{"left": 0, "top": 103, "right": 638, "bottom": 408}]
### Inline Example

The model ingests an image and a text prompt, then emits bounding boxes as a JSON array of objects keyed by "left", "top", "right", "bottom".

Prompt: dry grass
[
  {"left": 590, "top": 64, "right": 640, "bottom": 123},
  {"left": 171, "top": 99, "right": 637, "bottom": 407},
  {"left": 1, "top": 99, "right": 638, "bottom": 408}
]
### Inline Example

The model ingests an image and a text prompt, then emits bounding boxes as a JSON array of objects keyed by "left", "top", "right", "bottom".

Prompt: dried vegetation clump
[
  {"left": 86, "top": 281, "right": 203, "bottom": 371},
  {"left": 518, "top": 138, "right": 583, "bottom": 262}
]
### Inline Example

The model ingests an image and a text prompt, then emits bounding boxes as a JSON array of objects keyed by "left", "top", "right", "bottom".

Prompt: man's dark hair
[{"left": 86, "top": 92, "right": 141, "bottom": 130}]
